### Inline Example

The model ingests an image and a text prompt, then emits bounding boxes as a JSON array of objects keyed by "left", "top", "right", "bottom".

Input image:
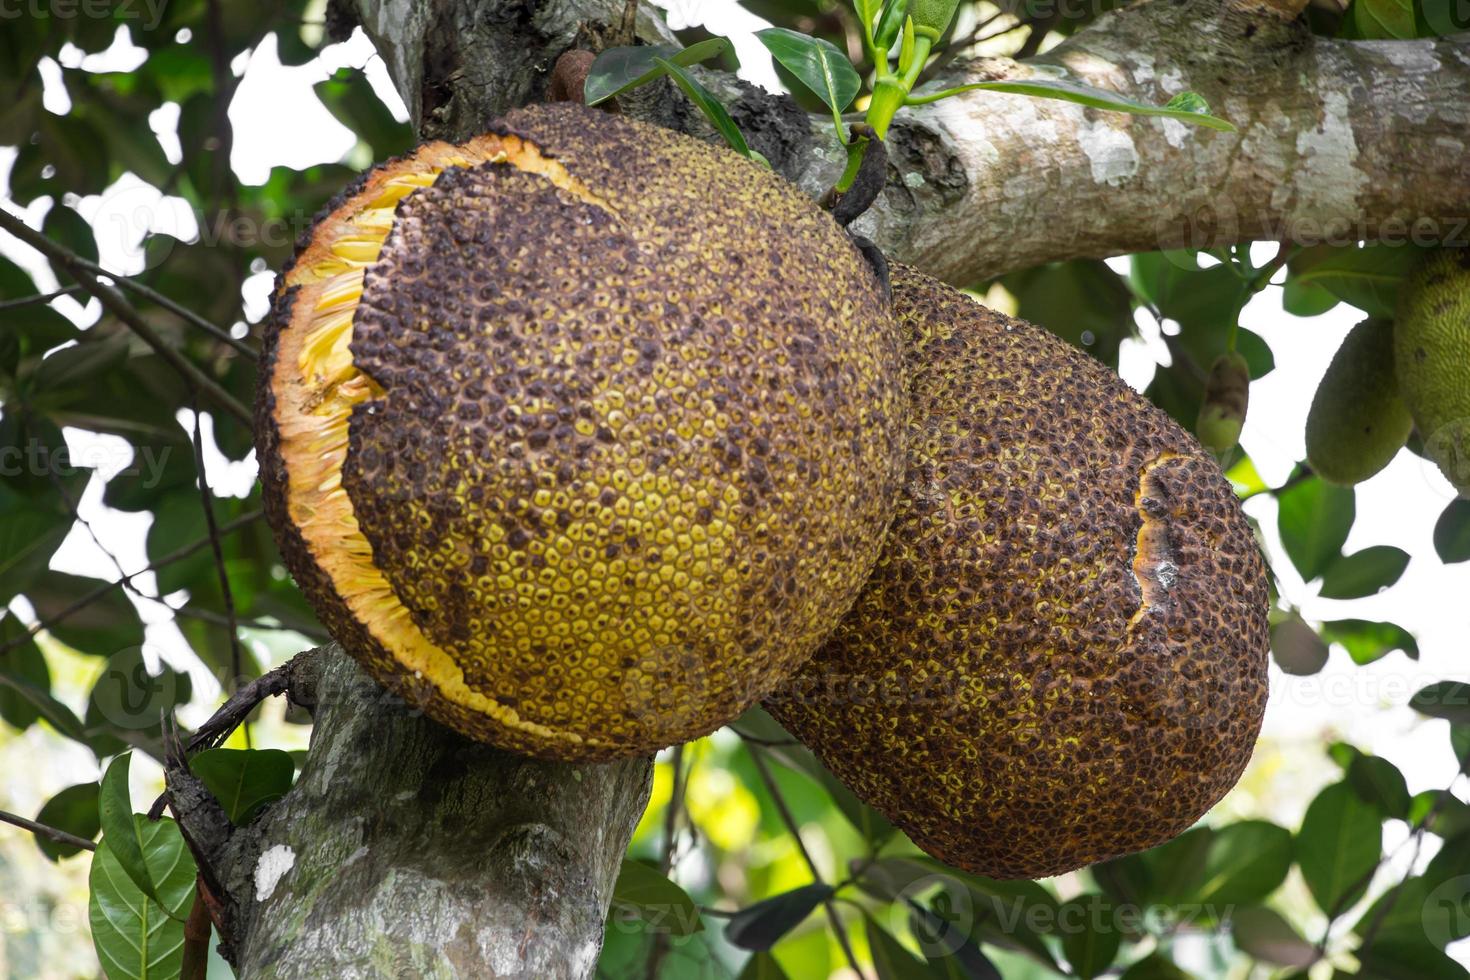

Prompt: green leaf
[
  {"left": 737, "top": 951, "right": 792, "bottom": 980},
  {"left": 1296, "top": 782, "right": 1382, "bottom": 916},
  {"left": 653, "top": 58, "right": 755, "bottom": 160},
  {"left": 98, "top": 754, "right": 172, "bottom": 914},
  {"left": 1270, "top": 615, "right": 1329, "bottom": 676},
  {"left": 1354, "top": 0, "right": 1417, "bottom": 37},
  {"left": 907, "top": 899, "right": 1003, "bottom": 978},
  {"left": 86, "top": 646, "right": 193, "bottom": 752},
  {"left": 1317, "top": 545, "right": 1410, "bottom": 599},
  {"left": 609, "top": 860, "right": 703, "bottom": 937},
  {"left": 89, "top": 816, "right": 197, "bottom": 980},
  {"left": 0, "top": 657, "right": 87, "bottom": 743},
  {"left": 1118, "top": 955, "right": 1194, "bottom": 980},
  {"left": 35, "top": 782, "right": 100, "bottom": 861},
  {"left": 188, "top": 748, "right": 295, "bottom": 825},
  {"left": 1289, "top": 244, "right": 1425, "bottom": 318},
  {"left": 1229, "top": 907, "right": 1317, "bottom": 968},
  {"left": 906, "top": 76, "right": 1235, "bottom": 131},
  {"left": 864, "top": 914, "right": 929, "bottom": 979},
  {"left": 1057, "top": 895, "right": 1121, "bottom": 979},
  {"left": 1194, "top": 821, "right": 1294, "bottom": 907},
  {"left": 42, "top": 203, "right": 98, "bottom": 267},
  {"left": 1347, "top": 754, "right": 1411, "bottom": 819},
  {"left": 1411, "top": 681, "right": 1470, "bottom": 725},
  {"left": 755, "top": 28, "right": 861, "bottom": 137},
  {"left": 1433, "top": 499, "right": 1470, "bottom": 564},
  {"left": 1320, "top": 619, "right": 1418, "bottom": 665},
  {"left": 1276, "top": 475, "right": 1354, "bottom": 581},
  {"left": 584, "top": 38, "right": 737, "bottom": 106},
  {"left": 725, "top": 883, "right": 834, "bottom": 951},
  {"left": 0, "top": 614, "right": 53, "bottom": 731}
]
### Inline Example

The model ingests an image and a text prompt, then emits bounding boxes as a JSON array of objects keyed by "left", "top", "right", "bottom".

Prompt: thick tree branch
[
  {"left": 349, "top": 0, "right": 1469, "bottom": 284},
  {"left": 189, "top": 646, "right": 652, "bottom": 978}
]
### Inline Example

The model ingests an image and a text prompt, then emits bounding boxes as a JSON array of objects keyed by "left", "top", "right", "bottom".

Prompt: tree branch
[{"left": 348, "top": 0, "right": 1470, "bottom": 285}]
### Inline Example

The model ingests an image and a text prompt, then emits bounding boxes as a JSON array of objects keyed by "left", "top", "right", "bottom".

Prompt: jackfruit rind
[
  {"left": 256, "top": 102, "right": 907, "bottom": 761},
  {"left": 767, "top": 265, "right": 1269, "bottom": 880},
  {"left": 1395, "top": 249, "right": 1470, "bottom": 495},
  {"left": 1305, "top": 318, "right": 1413, "bottom": 486}
]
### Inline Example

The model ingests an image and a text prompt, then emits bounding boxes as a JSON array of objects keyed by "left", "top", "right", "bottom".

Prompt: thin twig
[
  {"left": 0, "top": 808, "right": 96, "bottom": 851},
  {"left": 0, "top": 285, "right": 86, "bottom": 311},
  {"left": 647, "top": 744, "right": 688, "bottom": 979},
  {"left": 0, "top": 210, "right": 254, "bottom": 424},
  {"left": 189, "top": 398, "right": 245, "bottom": 704},
  {"left": 0, "top": 510, "right": 263, "bottom": 658},
  {"left": 747, "top": 744, "right": 866, "bottom": 979}
]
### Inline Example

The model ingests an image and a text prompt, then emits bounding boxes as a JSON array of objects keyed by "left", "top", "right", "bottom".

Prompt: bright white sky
[{"left": 2, "top": 0, "right": 1469, "bottom": 968}]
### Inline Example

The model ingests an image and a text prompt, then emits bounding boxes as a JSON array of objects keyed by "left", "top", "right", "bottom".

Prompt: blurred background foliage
[{"left": 1, "top": 0, "right": 1468, "bottom": 977}]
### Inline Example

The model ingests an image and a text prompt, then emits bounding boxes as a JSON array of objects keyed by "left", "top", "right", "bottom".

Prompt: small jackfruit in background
[
  {"left": 255, "top": 103, "right": 907, "bottom": 761},
  {"left": 1396, "top": 249, "right": 1470, "bottom": 495},
  {"left": 1304, "top": 318, "right": 1413, "bottom": 485},
  {"left": 1196, "top": 350, "right": 1250, "bottom": 456},
  {"left": 767, "top": 265, "right": 1269, "bottom": 881}
]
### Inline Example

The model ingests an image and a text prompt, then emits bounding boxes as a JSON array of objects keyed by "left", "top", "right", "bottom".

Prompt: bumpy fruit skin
[
  {"left": 767, "top": 265, "right": 1269, "bottom": 880},
  {"left": 256, "top": 103, "right": 906, "bottom": 761},
  {"left": 1396, "top": 249, "right": 1470, "bottom": 495},
  {"left": 1305, "top": 318, "right": 1413, "bottom": 486}
]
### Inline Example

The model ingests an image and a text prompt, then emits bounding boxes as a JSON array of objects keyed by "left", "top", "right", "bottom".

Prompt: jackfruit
[
  {"left": 1395, "top": 249, "right": 1470, "bottom": 495},
  {"left": 767, "top": 265, "right": 1269, "bottom": 880},
  {"left": 1196, "top": 351, "right": 1250, "bottom": 456},
  {"left": 1305, "top": 318, "right": 1412, "bottom": 485},
  {"left": 255, "top": 102, "right": 906, "bottom": 761}
]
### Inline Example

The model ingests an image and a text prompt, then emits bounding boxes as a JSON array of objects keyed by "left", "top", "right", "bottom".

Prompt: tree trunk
[
  {"left": 188, "top": 0, "right": 1468, "bottom": 974},
  {"left": 192, "top": 646, "right": 651, "bottom": 978}
]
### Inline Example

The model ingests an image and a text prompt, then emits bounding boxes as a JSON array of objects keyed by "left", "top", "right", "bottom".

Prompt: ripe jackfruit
[
  {"left": 767, "top": 265, "right": 1269, "bottom": 880},
  {"left": 1396, "top": 249, "right": 1470, "bottom": 495},
  {"left": 1305, "top": 318, "right": 1412, "bottom": 486},
  {"left": 255, "top": 103, "right": 906, "bottom": 761}
]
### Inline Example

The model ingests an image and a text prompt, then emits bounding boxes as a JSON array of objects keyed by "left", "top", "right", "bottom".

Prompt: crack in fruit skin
[
  {"left": 256, "top": 103, "right": 907, "bottom": 761},
  {"left": 767, "top": 265, "right": 1269, "bottom": 880}
]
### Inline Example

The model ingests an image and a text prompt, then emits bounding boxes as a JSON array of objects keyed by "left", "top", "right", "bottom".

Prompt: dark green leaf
[
  {"left": 1317, "top": 545, "right": 1410, "bottom": 599},
  {"left": 1319, "top": 618, "right": 1418, "bottom": 665},
  {"left": 98, "top": 754, "right": 170, "bottom": 913},
  {"left": 26, "top": 570, "right": 146, "bottom": 656},
  {"left": 189, "top": 748, "right": 295, "bottom": 825},
  {"left": 1434, "top": 499, "right": 1470, "bottom": 564},
  {"left": 1057, "top": 895, "right": 1121, "bottom": 979},
  {"left": 1194, "top": 821, "right": 1293, "bottom": 907},
  {"left": 908, "top": 76, "right": 1234, "bottom": 131},
  {"left": 1347, "top": 754, "right": 1411, "bottom": 819},
  {"left": 1290, "top": 244, "right": 1425, "bottom": 318},
  {"left": 0, "top": 614, "right": 53, "bottom": 731},
  {"left": 42, "top": 203, "right": 98, "bottom": 266},
  {"left": 1229, "top": 906, "right": 1316, "bottom": 968},
  {"left": 584, "top": 38, "right": 737, "bottom": 106},
  {"left": 1357, "top": 936, "right": 1468, "bottom": 979},
  {"left": 35, "top": 782, "right": 100, "bottom": 861},
  {"left": 89, "top": 816, "right": 197, "bottom": 980},
  {"left": 737, "top": 951, "right": 792, "bottom": 980},
  {"left": 1411, "top": 682, "right": 1470, "bottom": 724},
  {"left": 1118, "top": 955, "right": 1194, "bottom": 980},
  {"left": 755, "top": 28, "right": 861, "bottom": 125},
  {"left": 653, "top": 58, "right": 754, "bottom": 160},
  {"left": 865, "top": 914, "right": 930, "bottom": 979},
  {"left": 0, "top": 653, "right": 87, "bottom": 743},
  {"left": 1276, "top": 476, "right": 1355, "bottom": 581},
  {"left": 609, "top": 860, "right": 703, "bottom": 937},
  {"left": 1270, "top": 615, "right": 1330, "bottom": 676},
  {"left": 1004, "top": 259, "right": 1134, "bottom": 367},
  {"left": 314, "top": 68, "right": 413, "bottom": 157},
  {"left": 86, "top": 647, "right": 192, "bottom": 747},
  {"left": 907, "top": 899, "right": 1002, "bottom": 978},
  {"left": 1354, "top": 0, "right": 1417, "bottom": 37},
  {"left": 1296, "top": 782, "right": 1382, "bottom": 915},
  {"left": 725, "top": 883, "right": 834, "bottom": 950}
]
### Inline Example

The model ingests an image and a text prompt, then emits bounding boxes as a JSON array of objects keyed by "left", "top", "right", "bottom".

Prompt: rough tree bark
[{"left": 187, "top": 0, "right": 1470, "bottom": 975}]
